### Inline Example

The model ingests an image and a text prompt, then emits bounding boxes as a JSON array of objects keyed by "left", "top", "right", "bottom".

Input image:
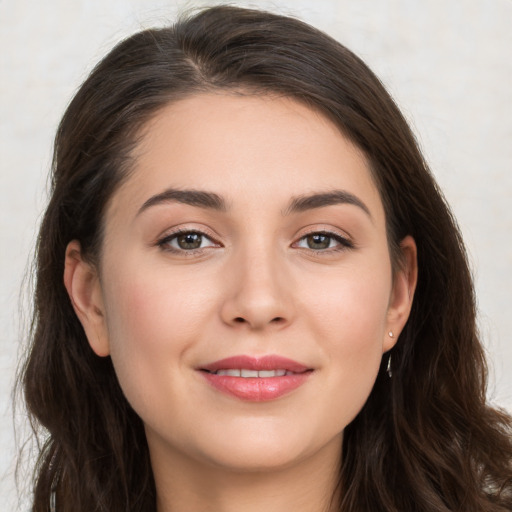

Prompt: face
[{"left": 66, "top": 93, "right": 416, "bottom": 476}]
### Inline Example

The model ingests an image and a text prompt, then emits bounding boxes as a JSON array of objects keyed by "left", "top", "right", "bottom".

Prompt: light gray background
[{"left": 1, "top": 0, "right": 511, "bottom": 507}]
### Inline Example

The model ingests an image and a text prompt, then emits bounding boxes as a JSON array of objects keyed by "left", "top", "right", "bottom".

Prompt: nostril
[{"left": 231, "top": 316, "right": 285, "bottom": 326}]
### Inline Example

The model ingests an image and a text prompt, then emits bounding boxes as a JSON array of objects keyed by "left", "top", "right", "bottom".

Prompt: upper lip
[{"left": 200, "top": 355, "right": 311, "bottom": 374}]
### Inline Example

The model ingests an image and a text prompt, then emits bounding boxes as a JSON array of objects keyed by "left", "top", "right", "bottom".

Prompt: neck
[{"left": 150, "top": 436, "right": 342, "bottom": 512}]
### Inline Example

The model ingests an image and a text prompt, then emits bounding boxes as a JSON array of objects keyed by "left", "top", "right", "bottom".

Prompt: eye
[
  {"left": 158, "top": 231, "right": 218, "bottom": 252},
  {"left": 295, "top": 232, "right": 353, "bottom": 251}
]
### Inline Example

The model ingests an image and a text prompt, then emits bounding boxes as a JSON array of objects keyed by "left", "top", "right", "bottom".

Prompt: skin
[{"left": 64, "top": 93, "right": 417, "bottom": 512}]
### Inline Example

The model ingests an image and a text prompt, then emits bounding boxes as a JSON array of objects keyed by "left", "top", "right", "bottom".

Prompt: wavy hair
[{"left": 19, "top": 5, "right": 512, "bottom": 511}]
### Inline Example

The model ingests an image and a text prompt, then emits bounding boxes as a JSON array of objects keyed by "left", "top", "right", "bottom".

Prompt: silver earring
[
  {"left": 386, "top": 354, "right": 393, "bottom": 378},
  {"left": 387, "top": 332, "right": 394, "bottom": 378}
]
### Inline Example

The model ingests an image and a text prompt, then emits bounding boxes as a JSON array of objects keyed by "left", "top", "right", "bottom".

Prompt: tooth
[
  {"left": 217, "top": 369, "right": 241, "bottom": 377},
  {"left": 241, "top": 369, "right": 258, "bottom": 378},
  {"left": 258, "top": 370, "right": 276, "bottom": 377},
  {"left": 214, "top": 368, "right": 292, "bottom": 377}
]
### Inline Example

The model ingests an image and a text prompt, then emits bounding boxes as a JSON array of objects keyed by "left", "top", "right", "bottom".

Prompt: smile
[
  {"left": 199, "top": 355, "right": 313, "bottom": 401},
  {"left": 206, "top": 369, "right": 294, "bottom": 377}
]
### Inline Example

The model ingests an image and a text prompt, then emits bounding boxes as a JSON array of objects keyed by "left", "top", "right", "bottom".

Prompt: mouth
[
  {"left": 198, "top": 355, "right": 313, "bottom": 401},
  {"left": 200, "top": 354, "right": 310, "bottom": 373},
  {"left": 204, "top": 368, "right": 295, "bottom": 377}
]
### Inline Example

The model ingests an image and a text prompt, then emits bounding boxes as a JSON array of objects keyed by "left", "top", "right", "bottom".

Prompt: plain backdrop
[{"left": 1, "top": 0, "right": 511, "bottom": 507}]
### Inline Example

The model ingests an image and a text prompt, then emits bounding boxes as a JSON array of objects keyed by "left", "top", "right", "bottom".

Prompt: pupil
[
  {"left": 307, "top": 234, "right": 330, "bottom": 249},
  {"left": 178, "top": 233, "right": 202, "bottom": 249}
]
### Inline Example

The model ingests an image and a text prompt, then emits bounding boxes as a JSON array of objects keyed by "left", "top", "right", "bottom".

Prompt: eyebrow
[
  {"left": 136, "top": 187, "right": 371, "bottom": 220},
  {"left": 284, "top": 190, "right": 372, "bottom": 219},
  {"left": 137, "top": 188, "right": 227, "bottom": 216}
]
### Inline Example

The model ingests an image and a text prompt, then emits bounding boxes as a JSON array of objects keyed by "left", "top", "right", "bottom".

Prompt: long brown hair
[{"left": 19, "top": 5, "right": 512, "bottom": 511}]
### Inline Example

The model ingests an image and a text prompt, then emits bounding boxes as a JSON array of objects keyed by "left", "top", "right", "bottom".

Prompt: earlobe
[
  {"left": 384, "top": 235, "right": 418, "bottom": 351},
  {"left": 63, "top": 240, "right": 110, "bottom": 357}
]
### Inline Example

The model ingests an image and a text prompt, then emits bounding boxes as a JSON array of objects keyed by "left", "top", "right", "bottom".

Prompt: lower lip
[{"left": 201, "top": 372, "right": 311, "bottom": 401}]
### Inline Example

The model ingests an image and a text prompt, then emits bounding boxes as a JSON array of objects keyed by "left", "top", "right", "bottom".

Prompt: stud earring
[
  {"left": 388, "top": 331, "right": 394, "bottom": 338},
  {"left": 386, "top": 354, "right": 393, "bottom": 378}
]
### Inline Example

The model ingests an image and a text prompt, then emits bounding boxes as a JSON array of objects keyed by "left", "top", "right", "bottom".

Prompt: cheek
[
  {"left": 105, "top": 262, "right": 216, "bottom": 346},
  {"left": 301, "top": 263, "right": 391, "bottom": 415},
  {"left": 304, "top": 261, "right": 391, "bottom": 343},
  {"left": 100, "top": 265, "right": 217, "bottom": 408}
]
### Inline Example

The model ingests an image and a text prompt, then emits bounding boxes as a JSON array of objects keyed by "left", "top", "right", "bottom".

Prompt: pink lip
[
  {"left": 201, "top": 355, "right": 309, "bottom": 373},
  {"left": 199, "top": 355, "right": 312, "bottom": 402}
]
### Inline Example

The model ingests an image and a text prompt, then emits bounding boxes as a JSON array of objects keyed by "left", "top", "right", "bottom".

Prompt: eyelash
[
  {"left": 156, "top": 229, "right": 354, "bottom": 254},
  {"left": 157, "top": 229, "right": 220, "bottom": 254},
  {"left": 293, "top": 230, "right": 354, "bottom": 252}
]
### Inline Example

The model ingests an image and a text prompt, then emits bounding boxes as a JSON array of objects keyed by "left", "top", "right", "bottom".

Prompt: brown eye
[
  {"left": 177, "top": 232, "right": 203, "bottom": 250},
  {"left": 306, "top": 234, "right": 331, "bottom": 250},
  {"left": 159, "top": 231, "right": 217, "bottom": 252},
  {"left": 295, "top": 231, "right": 353, "bottom": 251}
]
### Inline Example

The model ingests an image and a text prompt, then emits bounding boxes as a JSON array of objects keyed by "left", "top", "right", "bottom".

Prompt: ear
[
  {"left": 384, "top": 235, "right": 418, "bottom": 352},
  {"left": 63, "top": 240, "right": 110, "bottom": 357}
]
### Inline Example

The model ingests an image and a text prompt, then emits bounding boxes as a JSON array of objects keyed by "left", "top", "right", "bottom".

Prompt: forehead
[{"left": 108, "top": 93, "right": 384, "bottom": 222}]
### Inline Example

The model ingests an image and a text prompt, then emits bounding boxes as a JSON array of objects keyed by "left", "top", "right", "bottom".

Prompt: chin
[
  {"left": 202, "top": 446, "right": 312, "bottom": 473},
  {"left": 188, "top": 419, "right": 343, "bottom": 473}
]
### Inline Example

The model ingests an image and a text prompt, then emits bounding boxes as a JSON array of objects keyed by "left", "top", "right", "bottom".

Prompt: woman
[{"left": 19, "top": 5, "right": 512, "bottom": 511}]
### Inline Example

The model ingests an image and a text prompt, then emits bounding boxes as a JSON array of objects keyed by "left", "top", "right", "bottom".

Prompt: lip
[
  {"left": 201, "top": 355, "right": 310, "bottom": 373},
  {"left": 198, "top": 355, "right": 313, "bottom": 402}
]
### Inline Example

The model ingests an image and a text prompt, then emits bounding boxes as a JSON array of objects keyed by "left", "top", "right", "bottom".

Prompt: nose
[{"left": 219, "top": 247, "right": 294, "bottom": 330}]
